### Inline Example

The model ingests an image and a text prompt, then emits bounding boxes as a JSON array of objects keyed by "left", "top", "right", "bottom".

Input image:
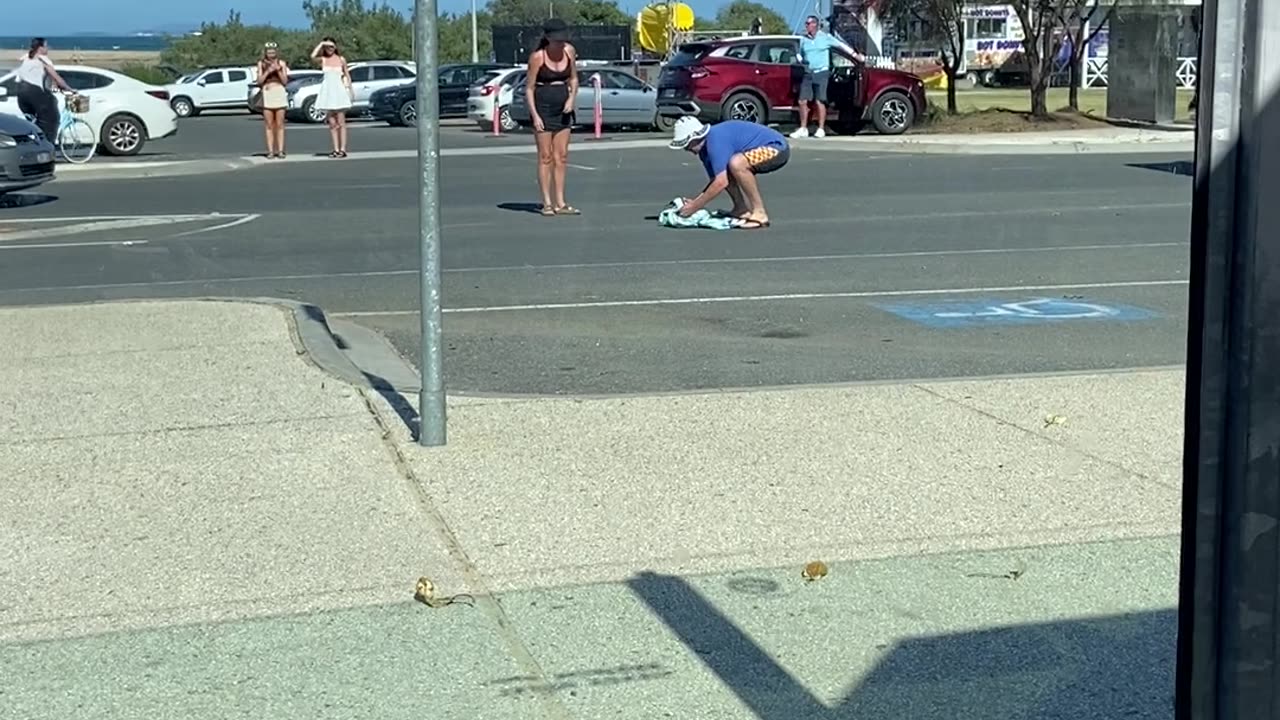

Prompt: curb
[
  {"left": 51, "top": 157, "right": 257, "bottom": 182},
  {"left": 810, "top": 139, "right": 1196, "bottom": 155}
]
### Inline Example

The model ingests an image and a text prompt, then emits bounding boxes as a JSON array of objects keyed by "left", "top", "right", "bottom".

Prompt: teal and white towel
[{"left": 657, "top": 197, "right": 737, "bottom": 231}]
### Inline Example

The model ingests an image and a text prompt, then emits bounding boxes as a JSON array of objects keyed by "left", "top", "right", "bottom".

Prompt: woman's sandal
[
  {"left": 540, "top": 205, "right": 556, "bottom": 216},
  {"left": 553, "top": 205, "right": 581, "bottom": 216}
]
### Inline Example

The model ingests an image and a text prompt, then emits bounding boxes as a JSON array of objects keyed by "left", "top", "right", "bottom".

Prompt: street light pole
[
  {"left": 470, "top": 0, "right": 479, "bottom": 62},
  {"left": 413, "top": 0, "right": 447, "bottom": 447}
]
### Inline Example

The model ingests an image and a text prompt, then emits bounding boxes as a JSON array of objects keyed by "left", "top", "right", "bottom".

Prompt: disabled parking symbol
[{"left": 876, "top": 297, "right": 1159, "bottom": 328}]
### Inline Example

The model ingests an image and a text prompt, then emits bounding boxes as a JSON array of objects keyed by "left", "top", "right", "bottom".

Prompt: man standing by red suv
[{"left": 794, "top": 16, "right": 864, "bottom": 138}]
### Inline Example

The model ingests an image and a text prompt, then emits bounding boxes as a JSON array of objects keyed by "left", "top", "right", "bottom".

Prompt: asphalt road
[
  {"left": 0, "top": 146, "right": 1193, "bottom": 395},
  {"left": 129, "top": 111, "right": 667, "bottom": 160}
]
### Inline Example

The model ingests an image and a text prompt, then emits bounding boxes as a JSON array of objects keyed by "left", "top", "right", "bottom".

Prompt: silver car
[
  {"left": 0, "top": 113, "right": 55, "bottom": 195},
  {"left": 510, "top": 67, "right": 674, "bottom": 131}
]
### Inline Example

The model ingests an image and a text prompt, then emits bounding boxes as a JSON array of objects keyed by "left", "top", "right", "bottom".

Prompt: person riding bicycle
[{"left": 16, "top": 38, "right": 74, "bottom": 142}]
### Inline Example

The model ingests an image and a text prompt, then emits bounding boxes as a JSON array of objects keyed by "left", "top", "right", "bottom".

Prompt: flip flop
[
  {"left": 554, "top": 205, "right": 581, "bottom": 216},
  {"left": 731, "top": 218, "right": 770, "bottom": 230}
]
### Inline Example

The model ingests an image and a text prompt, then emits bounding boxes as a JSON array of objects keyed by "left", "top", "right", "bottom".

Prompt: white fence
[{"left": 1082, "top": 56, "right": 1198, "bottom": 89}]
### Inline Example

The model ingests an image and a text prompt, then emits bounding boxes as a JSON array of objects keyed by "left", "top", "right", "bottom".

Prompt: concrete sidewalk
[
  {"left": 0, "top": 300, "right": 1182, "bottom": 719},
  {"left": 817, "top": 127, "right": 1194, "bottom": 154}
]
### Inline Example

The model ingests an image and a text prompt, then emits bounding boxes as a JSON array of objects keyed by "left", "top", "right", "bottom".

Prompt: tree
[
  {"left": 1056, "top": 0, "right": 1114, "bottom": 110},
  {"left": 303, "top": 0, "right": 412, "bottom": 61},
  {"left": 160, "top": 12, "right": 311, "bottom": 69},
  {"left": 438, "top": 11, "right": 494, "bottom": 63},
  {"left": 1008, "top": 0, "right": 1070, "bottom": 118},
  {"left": 702, "top": 1, "right": 789, "bottom": 34},
  {"left": 882, "top": 0, "right": 965, "bottom": 113},
  {"left": 486, "top": 0, "right": 628, "bottom": 26}
]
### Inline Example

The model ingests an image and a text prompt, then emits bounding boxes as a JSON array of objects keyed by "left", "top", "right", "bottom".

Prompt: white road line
[
  {"left": 332, "top": 279, "right": 1190, "bottom": 317},
  {"left": 505, "top": 153, "right": 597, "bottom": 171},
  {"left": 168, "top": 213, "right": 262, "bottom": 238},
  {"left": 0, "top": 242, "right": 1188, "bottom": 292},
  {"left": 0, "top": 239, "right": 154, "bottom": 250},
  {"left": 0, "top": 216, "right": 229, "bottom": 243}
]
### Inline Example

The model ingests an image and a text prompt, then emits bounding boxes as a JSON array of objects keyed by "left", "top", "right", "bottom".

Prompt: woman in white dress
[{"left": 311, "top": 37, "right": 353, "bottom": 158}]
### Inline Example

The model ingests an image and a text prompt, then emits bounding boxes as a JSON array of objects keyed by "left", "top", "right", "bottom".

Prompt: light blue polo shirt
[{"left": 799, "top": 31, "right": 839, "bottom": 73}]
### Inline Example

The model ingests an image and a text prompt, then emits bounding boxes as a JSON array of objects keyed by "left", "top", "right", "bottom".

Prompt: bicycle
[{"left": 28, "top": 93, "right": 96, "bottom": 164}]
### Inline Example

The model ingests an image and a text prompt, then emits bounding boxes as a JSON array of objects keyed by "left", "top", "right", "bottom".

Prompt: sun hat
[
  {"left": 669, "top": 116, "right": 710, "bottom": 149},
  {"left": 543, "top": 18, "right": 570, "bottom": 42}
]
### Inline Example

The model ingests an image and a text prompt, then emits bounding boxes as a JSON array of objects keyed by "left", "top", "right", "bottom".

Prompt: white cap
[{"left": 669, "top": 116, "right": 709, "bottom": 149}]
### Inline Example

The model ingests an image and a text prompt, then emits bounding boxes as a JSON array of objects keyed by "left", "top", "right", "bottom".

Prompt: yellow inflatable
[
  {"left": 922, "top": 72, "right": 949, "bottom": 89},
  {"left": 637, "top": 2, "right": 695, "bottom": 54}
]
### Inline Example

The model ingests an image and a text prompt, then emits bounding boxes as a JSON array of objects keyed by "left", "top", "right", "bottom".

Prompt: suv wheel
[
  {"left": 870, "top": 91, "right": 915, "bottom": 135},
  {"left": 303, "top": 97, "right": 326, "bottom": 124},
  {"left": 722, "top": 92, "right": 766, "bottom": 125},
  {"left": 399, "top": 100, "right": 417, "bottom": 127},
  {"left": 171, "top": 96, "right": 196, "bottom": 118}
]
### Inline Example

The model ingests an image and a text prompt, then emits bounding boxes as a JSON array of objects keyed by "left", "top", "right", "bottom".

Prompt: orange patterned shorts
[{"left": 741, "top": 143, "right": 791, "bottom": 174}]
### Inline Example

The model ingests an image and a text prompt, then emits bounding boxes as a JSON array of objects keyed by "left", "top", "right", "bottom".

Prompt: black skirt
[{"left": 533, "top": 83, "right": 575, "bottom": 132}]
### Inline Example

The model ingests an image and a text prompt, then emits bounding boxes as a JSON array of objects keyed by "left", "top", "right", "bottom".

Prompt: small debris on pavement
[
  {"left": 1043, "top": 414, "right": 1068, "bottom": 428},
  {"left": 414, "top": 576, "right": 476, "bottom": 608},
  {"left": 801, "top": 561, "right": 829, "bottom": 582}
]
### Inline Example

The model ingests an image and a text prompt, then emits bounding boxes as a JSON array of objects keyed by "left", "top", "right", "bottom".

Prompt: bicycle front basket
[{"left": 65, "top": 95, "right": 90, "bottom": 113}]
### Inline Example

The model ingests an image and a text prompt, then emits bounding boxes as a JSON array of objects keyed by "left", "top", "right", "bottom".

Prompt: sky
[{"left": 9, "top": 0, "right": 807, "bottom": 35}]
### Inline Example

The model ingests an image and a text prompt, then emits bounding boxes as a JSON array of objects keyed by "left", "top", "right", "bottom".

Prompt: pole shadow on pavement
[{"left": 626, "top": 571, "right": 1175, "bottom": 720}]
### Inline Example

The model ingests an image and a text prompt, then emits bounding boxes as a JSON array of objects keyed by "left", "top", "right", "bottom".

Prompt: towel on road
[{"left": 656, "top": 197, "right": 737, "bottom": 230}]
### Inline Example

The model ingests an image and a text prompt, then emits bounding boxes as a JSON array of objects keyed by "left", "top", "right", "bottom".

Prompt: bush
[
  {"left": 918, "top": 100, "right": 947, "bottom": 126},
  {"left": 118, "top": 62, "right": 176, "bottom": 86}
]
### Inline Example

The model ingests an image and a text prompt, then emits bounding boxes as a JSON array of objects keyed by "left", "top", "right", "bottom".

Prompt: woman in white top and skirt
[
  {"left": 15, "top": 38, "right": 73, "bottom": 143},
  {"left": 311, "top": 37, "right": 353, "bottom": 158}
]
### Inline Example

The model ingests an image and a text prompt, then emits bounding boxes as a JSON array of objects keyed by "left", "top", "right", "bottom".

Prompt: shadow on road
[
  {"left": 628, "top": 571, "right": 1175, "bottom": 720},
  {"left": 0, "top": 193, "right": 57, "bottom": 211},
  {"left": 1127, "top": 160, "right": 1194, "bottom": 177},
  {"left": 497, "top": 201, "right": 548, "bottom": 214}
]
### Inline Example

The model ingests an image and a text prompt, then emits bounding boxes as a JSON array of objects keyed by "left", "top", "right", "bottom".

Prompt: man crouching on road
[{"left": 670, "top": 116, "right": 790, "bottom": 229}]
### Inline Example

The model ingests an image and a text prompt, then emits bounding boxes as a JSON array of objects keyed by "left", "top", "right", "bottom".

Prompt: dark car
[
  {"left": 0, "top": 113, "right": 55, "bottom": 195},
  {"left": 370, "top": 63, "right": 509, "bottom": 127},
  {"left": 656, "top": 35, "right": 927, "bottom": 135}
]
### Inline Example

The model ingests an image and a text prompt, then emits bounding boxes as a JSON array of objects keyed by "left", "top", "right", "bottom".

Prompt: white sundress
[{"left": 315, "top": 65, "right": 352, "bottom": 112}]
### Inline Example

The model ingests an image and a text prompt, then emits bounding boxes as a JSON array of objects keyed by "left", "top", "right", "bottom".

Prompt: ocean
[{"left": 0, "top": 36, "right": 171, "bottom": 51}]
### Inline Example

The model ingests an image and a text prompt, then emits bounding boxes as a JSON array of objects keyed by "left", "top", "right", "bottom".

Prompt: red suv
[{"left": 657, "top": 35, "right": 926, "bottom": 135}]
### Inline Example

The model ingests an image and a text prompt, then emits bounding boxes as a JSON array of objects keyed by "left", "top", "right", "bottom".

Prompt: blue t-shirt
[
  {"left": 699, "top": 120, "right": 788, "bottom": 179},
  {"left": 799, "top": 31, "right": 839, "bottom": 73}
]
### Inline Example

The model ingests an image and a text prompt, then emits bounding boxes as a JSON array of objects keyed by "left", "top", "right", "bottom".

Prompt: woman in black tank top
[{"left": 525, "top": 19, "right": 581, "bottom": 216}]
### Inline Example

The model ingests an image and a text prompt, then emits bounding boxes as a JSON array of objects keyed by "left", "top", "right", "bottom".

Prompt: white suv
[
  {"left": 166, "top": 66, "right": 258, "bottom": 117},
  {"left": 287, "top": 61, "right": 416, "bottom": 123}
]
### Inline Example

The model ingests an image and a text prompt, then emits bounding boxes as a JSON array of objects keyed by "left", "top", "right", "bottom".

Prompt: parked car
[
  {"left": 0, "top": 113, "right": 55, "bottom": 195},
  {"left": 509, "top": 67, "right": 674, "bottom": 131},
  {"left": 288, "top": 61, "right": 417, "bottom": 124},
  {"left": 369, "top": 63, "right": 509, "bottom": 127},
  {"left": 467, "top": 67, "right": 525, "bottom": 131},
  {"left": 248, "top": 69, "right": 322, "bottom": 113},
  {"left": 166, "top": 66, "right": 257, "bottom": 117},
  {"left": 656, "top": 35, "right": 927, "bottom": 135},
  {"left": 0, "top": 65, "right": 177, "bottom": 156}
]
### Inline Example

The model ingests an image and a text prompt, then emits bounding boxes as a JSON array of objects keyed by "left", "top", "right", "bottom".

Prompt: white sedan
[
  {"left": 0, "top": 65, "right": 178, "bottom": 157},
  {"left": 467, "top": 67, "right": 524, "bottom": 132}
]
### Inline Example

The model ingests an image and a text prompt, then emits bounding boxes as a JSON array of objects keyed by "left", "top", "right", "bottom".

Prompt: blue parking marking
[{"left": 876, "top": 297, "right": 1160, "bottom": 328}]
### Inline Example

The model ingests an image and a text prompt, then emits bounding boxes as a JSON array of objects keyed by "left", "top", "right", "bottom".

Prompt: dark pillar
[
  {"left": 1177, "top": 0, "right": 1280, "bottom": 715},
  {"left": 1106, "top": 4, "right": 1179, "bottom": 123}
]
